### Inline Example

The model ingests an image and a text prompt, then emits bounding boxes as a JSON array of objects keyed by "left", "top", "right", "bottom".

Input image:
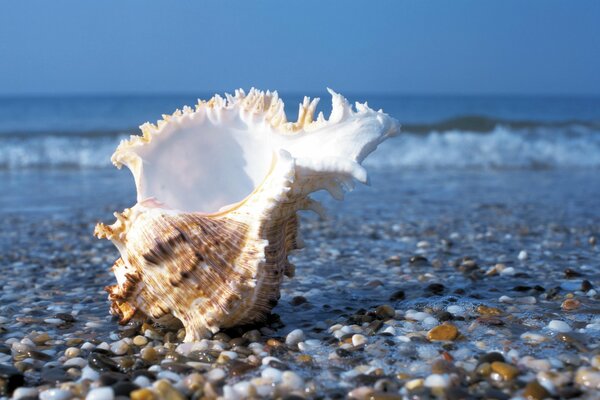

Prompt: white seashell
[{"left": 95, "top": 88, "right": 399, "bottom": 341}]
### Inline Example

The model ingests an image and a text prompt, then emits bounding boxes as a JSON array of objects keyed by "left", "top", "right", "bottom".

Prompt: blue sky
[{"left": 0, "top": 0, "right": 598, "bottom": 95}]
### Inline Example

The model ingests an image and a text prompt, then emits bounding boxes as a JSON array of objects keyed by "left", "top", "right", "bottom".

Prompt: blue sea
[{"left": 0, "top": 93, "right": 599, "bottom": 170}]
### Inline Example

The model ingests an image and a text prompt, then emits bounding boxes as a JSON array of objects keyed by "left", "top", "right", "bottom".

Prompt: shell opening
[{"left": 130, "top": 117, "right": 275, "bottom": 214}]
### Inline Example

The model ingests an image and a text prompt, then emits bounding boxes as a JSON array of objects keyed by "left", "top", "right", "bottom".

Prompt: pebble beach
[{"left": 1, "top": 168, "right": 599, "bottom": 399}]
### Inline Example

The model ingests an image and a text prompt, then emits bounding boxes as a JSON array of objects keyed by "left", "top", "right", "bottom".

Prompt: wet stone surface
[{"left": 0, "top": 169, "right": 599, "bottom": 399}]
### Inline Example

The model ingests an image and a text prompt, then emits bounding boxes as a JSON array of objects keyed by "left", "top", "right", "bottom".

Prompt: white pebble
[
  {"left": 382, "top": 326, "right": 396, "bottom": 335},
  {"left": 207, "top": 368, "right": 226, "bottom": 382},
  {"left": 220, "top": 350, "right": 238, "bottom": 360},
  {"left": 518, "top": 250, "right": 528, "bottom": 260},
  {"left": 12, "top": 388, "right": 38, "bottom": 400},
  {"left": 80, "top": 366, "right": 100, "bottom": 381},
  {"left": 285, "top": 329, "right": 305, "bottom": 347},
  {"left": 157, "top": 370, "right": 182, "bottom": 382},
  {"left": 39, "top": 389, "right": 73, "bottom": 400},
  {"left": 64, "top": 347, "right": 80, "bottom": 358},
  {"left": 63, "top": 357, "right": 87, "bottom": 368},
  {"left": 81, "top": 342, "right": 96, "bottom": 351},
  {"left": 424, "top": 373, "right": 450, "bottom": 388},
  {"left": 261, "top": 367, "right": 283, "bottom": 383},
  {"left": 548, "top": 320, "right": 571, "bottom": 332},
  {"left": 133, "top": 375, "right": 152, "bottom": 387},
  {"left": 521, "top": 332, "right": 548, "bottom": 343},
  {"left": 422, "top": 317, "right": 439, "bottom": 329},
  {"left": 110, "top": 340, "right": 129, "bottom": 355},
  {"left": 86, "top": 387, "right": 114, "bottom": 400},
  {"left": 281, "top": 371, "right": 304, "bottom": 390},
  {"left": 44, "top": 318, "right": 65, "bottom": 325},
  {"left": 232, "top": 381, "right": 255, "bottom": 398},
  {"left": 352, "top": 334, "right": 367, "bottom": 347},
  {"left": 446, "top": 305, "right": 465, "bottom": 316},
  {"left": 500, "top": 267, "right": 516, "bottom": 276}
]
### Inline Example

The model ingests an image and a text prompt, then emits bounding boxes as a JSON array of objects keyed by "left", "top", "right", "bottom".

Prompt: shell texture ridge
[{"left": 95, "top": 89, "right": 399, "bottom": 341}]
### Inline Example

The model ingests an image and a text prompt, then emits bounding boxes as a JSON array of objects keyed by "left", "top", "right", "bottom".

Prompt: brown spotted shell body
[{"left": 95, "top": 89, "right": 399, "bottom": 341}]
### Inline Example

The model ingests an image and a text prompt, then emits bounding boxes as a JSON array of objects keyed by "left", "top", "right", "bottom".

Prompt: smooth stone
[
  {"left": 281, "top": 370, "right": 304, "bottom": 390},
  {"left": 479, "top": 352, "right": 505, "bottom": 365},
  {"left": 285, "top": 329, "right": 305, "bottom": 347},
  {"left": 130, "top": 388, "right": 157, "bottom": 400},
  {"left": 548, "top": 320, "right": 571, "bottom": 333},
  {"left": 86, "top": 387, "right": 115, "bottom": 400},
  {"left": 133, "top": 336, "right": 148, "bottom": 346},
  {"left": 88, "top": 352, "right": 120, "bottom": 372},
  {"left": 207, "top": 368, "right": 226, "bottom": 382},
  {"left": 39, "top": 388, "right": 73, "bottom": 400},
  {"left": 229, "top": 360, "right": 256, "bottom": 376},
  {"left": 352, "top": 334, "right": 367, "bottom": 347},
  {"left": 140, "top": 347, "right": 159, "bottom": 363},
  {"left": 491, "top": 362, "right": 519, "bottom": 380},
  {"left": 523, "top": 380, "right": 550, "bottom": 400},
  {"left": 41, "top": 366, "right": 70, "bottom": 383},
  {"left": 427, "top": 324, "right": 459, "bottom": 341},
  {"left": 153, "top": 379, "right": 186, "bottom": 400},
  {"left": 63, "top": 357, "right": 87, "bottom": 368},
  {"left": 12, "top": 387, "right": 39, "bottom": 399},
  {"left": 261, "top": 367, "right": 283, "bottom": 383},
  {"left": 0, "top": 364, "right": 25, "bottom": 395},
  {"left": 99, "top": 371, "right": 128, "bottom": 386},
  {"left": 375, "top": 305, "right": 396, "bottom": 320},
  {"left": 575, "top": 367, "right": 600, "bottom": 389},
  {"left": 113, "top": 381, "right": 140, "bottom": 397},
  {"left": 424, "top": 373, "right": 450, "bottom": 388}
]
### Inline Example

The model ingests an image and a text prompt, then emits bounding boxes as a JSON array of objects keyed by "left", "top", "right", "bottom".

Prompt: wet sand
[{"left": 0, "top": 169, "right": 599, "bottom": 399}]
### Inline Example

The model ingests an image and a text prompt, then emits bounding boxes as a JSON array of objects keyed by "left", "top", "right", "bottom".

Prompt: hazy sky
[{"left": 1, "top": 0, "right": 599, "bottom": 95}]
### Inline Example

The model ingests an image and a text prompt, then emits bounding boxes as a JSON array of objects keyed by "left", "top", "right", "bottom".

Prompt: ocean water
[{"left": 0, "top": 93, "right": 599, "bottom": 171}]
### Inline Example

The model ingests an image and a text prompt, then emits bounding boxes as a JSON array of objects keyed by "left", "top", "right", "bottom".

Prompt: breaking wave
[{"left": 1, "top": 120, "right": 600, "bottom": 170}]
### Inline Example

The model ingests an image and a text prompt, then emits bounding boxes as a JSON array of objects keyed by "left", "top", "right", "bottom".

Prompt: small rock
[
  {"left": 133, "top": 336, "right": 148, "bottom": 346},
  {"left": 375, "top": 305, "right": 395, "bottom": 320},
  {"left": 518, "top": 250, "right": 528, "bottom": 260},
  {"left": 140, "top": 347, "right": 158, "bottom": 363},
  {"left": 575, "top": 367, "right": 600, "bottom": 389},
  {"left": 153, "top": 379, "right": 185, "bottom": 400},
  {"left": 352, "top": 334, "right": 367, "bottom": 347},
  {"left": 281, "top": 370, "right": 304, "bottom": 390},
  {"left": 0, "top": 364, "right": 25, "bottom": 395},
  {"left": 207, "top": 368, "right": 226, "bottom": 382},
  {"left": 130, "top": 388, "right": 157, "bottom": 400},
  {"left": 548, "top": 320, "right": 571, "bottom": 333},
  {"left": 491, "top": 362, "right": 519, "bottom": 380},
  {"left": 86, "top": 387, "right": 114, "bottom": 400},
  {"left": 39, "top": 389, "right": 73, "bottom": 400},
  {"left": 424, "top": 373, "right": 450, "bottom": 388},
  {"left": 427, "top": 324, "right": 459, "bottom": 341},
  {"left": 12, "top": 387, "right": 39, "bottom": 400},
  {"left": 285, "top": 329, "right": 305, "bottom": 347},
  {"left": 476, "top": 305, "right": 502, "bottom": 316},
  {"left": 523, "top": 380, "right": 550, "bottom": 400}
]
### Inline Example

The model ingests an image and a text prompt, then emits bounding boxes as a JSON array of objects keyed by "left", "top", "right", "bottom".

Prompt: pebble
[
  {"left": 547, "top": 320, "right": 571, "bottom": 332},
  {"left": 110, "top": 340, "right": 129, "bottom": 355},
  {"left": 207, "top": 368, "right": 226, "bottom": 382},
  {"left": 523, "top": 380, "right": 550, "bottom": 400},
  {"left": 133, "top": 335, "right": 148, "bottom": 346},
  {"left": 424, "top": 373, "right": 450, "bottom": 388},
  {"left": 491, "top": 362, "right": 519, "bottom": 380},
  {"left": 130, "top": 388, "right": 157, "bottom": 400},
  {"left": 140, "top": 347, "right": 158, "bottom": 363},
  {"left": 427, "top": 324, "right": 459, "bottom": 341},
  {"left": 261, "top": 367, "right": 283, "bottom": 383},
  {"left": 39, "top": 388, "right": 74, "bottom": 400},
  {"left": 518, "top": 250, "right": 528, "bottom": 260},
  {"left": 352, "top": 334, "right": 367, "bottom": 347},
  {"left": 12, "top": 387, "right": 39, "bottom": 399},
  {"left": 86, "top": 387, "right": 114, "bottom": 400},
  {"left": 154, "top": 379, "right": 185, "bottom": 400},
  {"left": 375, "top": 305, "right": 395, "bottom": 320},
  {"left": 285, "top": 329, "right": 305, "bottom": 347},
  {"left": 575, "top": 367, "right": 600, "bottom": 389},
  {"left": 281, "top": 370, "right": 304, "bottom": 390}
]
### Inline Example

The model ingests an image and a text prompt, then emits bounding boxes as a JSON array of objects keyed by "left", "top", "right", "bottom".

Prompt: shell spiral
[{"left": 95, "top": 89, "right": 399, "bottom": 341}]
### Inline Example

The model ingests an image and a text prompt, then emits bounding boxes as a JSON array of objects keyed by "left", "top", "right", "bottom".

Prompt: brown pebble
[
  {"left": 140, "top": 347, "right": 158, "bottom": 363},
  {"left": 431, "top": 359, "right": 457, "bottom": 374},
  {"left": 296, "top": 354, "right": 313, "bottom": 363},
  {"left": 427, "top": 324, "right": 459, "bottom": 341},
  {"left": 130, "top": 388, "right": 157, "bottom": 400},
  {"left": 476, "top": 305, "right": 503, "bottom": 316},
  {"left": 523, "top": 380, "right": 550, "bottom": 400},
  {"left": 266, "top": 338, "right": 282, "bottom": 347},
  {"left": 154, "top": 379, "right": 186, "bottom": 400},
  {"left": 491, "top": 361, "right": 519, "bottom": 380},
  {"left": 561, "top": 298, "right": 581, "bottom": 311},
  {"left": 375, "top": 305, "right": 395, "bottom": 320}
]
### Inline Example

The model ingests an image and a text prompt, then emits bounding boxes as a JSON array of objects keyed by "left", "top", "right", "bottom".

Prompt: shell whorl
[{"left": 95, "top": 89, "right": 399, "bottom": 341}]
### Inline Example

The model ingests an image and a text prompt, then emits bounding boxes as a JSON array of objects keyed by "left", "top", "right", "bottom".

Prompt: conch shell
[{"left": 95, "top": 89, "right": 399, "bottom": 341}]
